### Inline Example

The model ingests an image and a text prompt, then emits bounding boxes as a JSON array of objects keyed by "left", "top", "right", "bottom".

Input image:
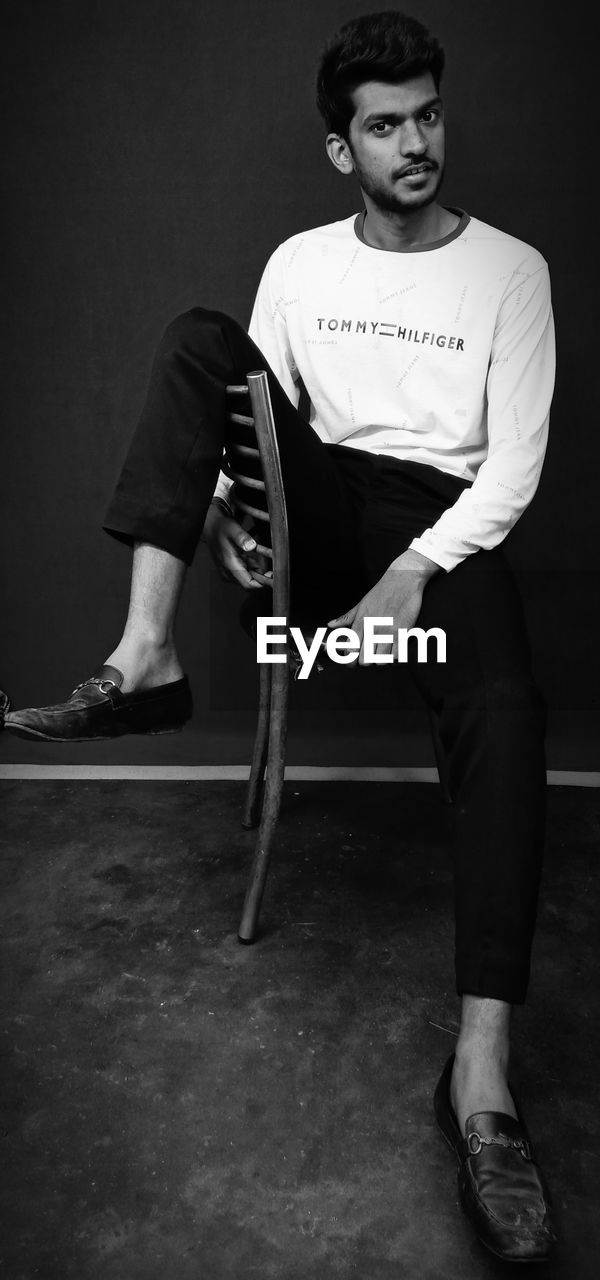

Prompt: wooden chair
[{"left": 224, "top": 372, "right": 451, "bottom": 945}]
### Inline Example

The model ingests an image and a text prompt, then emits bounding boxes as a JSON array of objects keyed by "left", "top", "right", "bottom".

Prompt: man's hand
[
  {"left": 328, "top": 548, "right": 440, "bottom": 664},
  {"left": 203, "top": 502, "right": 273, "bottom": 590}
]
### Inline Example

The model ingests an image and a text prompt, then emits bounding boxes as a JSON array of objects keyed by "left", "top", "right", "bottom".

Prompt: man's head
[{"left": 316, "top": 11, "right": 446, "bottom": 215}]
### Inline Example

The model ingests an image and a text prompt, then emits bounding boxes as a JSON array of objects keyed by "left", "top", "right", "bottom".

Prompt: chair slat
[
  {"left": 225, "top": 384, "right": 248, "bottom": 395},
  {"left": 235, "top": 498, "right": 270, "bottom": 523},
  {"left": 227, "top": 412, "right": 255, "bottom": 427},
  {"left": 227, "top": 470, "right": 265, "bottom": 492},
  {"left": 229, "top": 443, "right": 260, "bottom": 459}
]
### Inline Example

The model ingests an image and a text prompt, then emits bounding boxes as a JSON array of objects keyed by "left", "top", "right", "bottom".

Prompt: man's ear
[{"left": 325, "top": 132, "right": 355, "bottom": 176}]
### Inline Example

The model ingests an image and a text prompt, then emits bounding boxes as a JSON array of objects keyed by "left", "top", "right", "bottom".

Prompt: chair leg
[
  {"left": 238, "top": 661, "right": 289, "bottom": 943},
  {"left": 428, "top": 707, "right": 452, "bottom": 805},
  {"left": 242, "top": 660, "right": 272, "bottom": 829}
]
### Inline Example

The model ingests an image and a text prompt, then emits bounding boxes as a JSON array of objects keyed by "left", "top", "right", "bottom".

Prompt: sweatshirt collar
[{"left": 353, "top": 207, "right": 470, "bottom": 253}]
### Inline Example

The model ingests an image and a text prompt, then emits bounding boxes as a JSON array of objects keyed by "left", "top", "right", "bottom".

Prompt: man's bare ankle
[
  {"left": 451, "top": 1049, "right": 516, "bottom": 1130},
  {"left": 105, "top": 638, "right": 183, "bottom": 693},
  {"left": 454, "top": 1040, "right": 510, "bottom": 1075}
]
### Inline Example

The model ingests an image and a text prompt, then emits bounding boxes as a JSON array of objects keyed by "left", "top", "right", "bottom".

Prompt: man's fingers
[
  {"left": 328, "top": 605, "right": 358, "bottom": 628},
  {"left": 222, "top": 564, "right": 260, "bottom": 588},
  {"left": 245, "top": 549, "right": 272, "bottom": 583},
  {"left": 230, "top": 524, "right": 256, "bottom": 553},
  {"left": 213, "top": 523, "right": 268, "bottom": 589},
  {"left": 220, "top": 542, "right": 261, "bottom": 589},
  {"left": 328, "top": 604, "right": 368, "bottom": 666}
]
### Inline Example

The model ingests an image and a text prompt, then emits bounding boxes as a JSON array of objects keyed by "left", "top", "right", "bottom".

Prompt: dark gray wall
[{"left": 2, "top": 0, "right": 598, "bottom": 763}]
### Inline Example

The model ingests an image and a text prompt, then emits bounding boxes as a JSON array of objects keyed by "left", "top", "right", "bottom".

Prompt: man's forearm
[{"left": 388, "top": 547, "right": 442, "bottom": 580}]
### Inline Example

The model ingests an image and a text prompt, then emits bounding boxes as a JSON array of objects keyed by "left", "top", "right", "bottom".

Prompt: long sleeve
[{"left": 410, "top": 262, "right": 555, "bottom": 571}]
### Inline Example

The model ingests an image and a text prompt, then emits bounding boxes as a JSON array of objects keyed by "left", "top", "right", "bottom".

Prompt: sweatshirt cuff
[
  {"left": 409, "top": 532, "right": 473, "bottom": 573},
  {"left": 213, "top": 470, "right": 234, "bottom": 513}
]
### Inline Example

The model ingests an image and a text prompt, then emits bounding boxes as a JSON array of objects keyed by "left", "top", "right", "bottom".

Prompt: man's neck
[{"left": 361, "top": 200, "right": 459, "bottom": 251}]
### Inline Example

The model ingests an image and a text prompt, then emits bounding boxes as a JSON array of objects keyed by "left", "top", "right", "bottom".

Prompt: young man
[{"left": 4, "top": 11, "right": 556, "bottom": 1261}]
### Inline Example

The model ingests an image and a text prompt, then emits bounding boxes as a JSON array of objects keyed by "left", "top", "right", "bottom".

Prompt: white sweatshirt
[{"left": 215, "top": 210, "right": 555, "bottom": 571}]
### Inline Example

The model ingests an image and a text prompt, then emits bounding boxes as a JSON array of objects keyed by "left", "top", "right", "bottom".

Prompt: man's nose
[{"left": 400, "top": 121, "right": 427, "bottom": 156}]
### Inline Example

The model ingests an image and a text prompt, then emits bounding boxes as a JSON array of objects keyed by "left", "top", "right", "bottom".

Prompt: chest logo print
[{"left": 316, "top": 318, "right": 465, "bottom": 350}]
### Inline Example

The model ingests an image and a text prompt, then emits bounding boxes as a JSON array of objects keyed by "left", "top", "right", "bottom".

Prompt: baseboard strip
[{"left": 0, "top": 764, "right": 598, "bottom": 786}]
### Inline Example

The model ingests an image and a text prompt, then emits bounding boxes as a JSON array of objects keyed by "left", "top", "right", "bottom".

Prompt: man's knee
[{"left": 158, "top": 306, "right": 238, "bottom": 359}]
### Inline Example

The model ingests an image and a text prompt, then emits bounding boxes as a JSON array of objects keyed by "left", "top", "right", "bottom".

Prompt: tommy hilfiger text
[{"left": 316, "top": 318, "right": 465, "bottom": 350}]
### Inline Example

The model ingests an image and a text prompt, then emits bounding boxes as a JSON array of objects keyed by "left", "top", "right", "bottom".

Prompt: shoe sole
[{"left": 5, "top": 723, "right": 188, "bottom": 742}]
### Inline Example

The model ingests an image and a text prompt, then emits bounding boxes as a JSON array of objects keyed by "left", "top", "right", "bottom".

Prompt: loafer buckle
[
  {"left": 467, "top": 1130, "right": 532, "bottom": 1160},
  {"left": 71, "top": 676, "right": 118, "bottom": 696}
]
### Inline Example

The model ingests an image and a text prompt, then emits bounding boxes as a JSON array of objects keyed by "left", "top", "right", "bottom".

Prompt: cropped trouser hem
[
  {"left": 456, "top": 968, "right": 532, "bottom": 1007},
  {"left": 102, "top": 507, "right": 200, "bottom": 566}
]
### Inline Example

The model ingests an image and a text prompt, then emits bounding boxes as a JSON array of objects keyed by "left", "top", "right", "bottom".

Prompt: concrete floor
[{"left": 1, "top": 779, "right": 599, "bottom": 1279}]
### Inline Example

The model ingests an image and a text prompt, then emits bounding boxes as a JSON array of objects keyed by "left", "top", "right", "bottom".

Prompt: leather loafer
[
  {"left": 4, "top": 665, "right": 192, "bottom": 742},
  {"left": 434, "top": 1054, "right": 556, "bottom": 1262}
]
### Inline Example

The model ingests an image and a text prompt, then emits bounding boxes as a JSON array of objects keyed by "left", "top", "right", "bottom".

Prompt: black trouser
[{"left": 104, "top": 308, "right": 547, "bottom": 1004}]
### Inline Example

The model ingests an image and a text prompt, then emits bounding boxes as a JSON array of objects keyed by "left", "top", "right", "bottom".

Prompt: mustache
[{"left": 394, "top": 160, "right": 439, "bottom": 178}]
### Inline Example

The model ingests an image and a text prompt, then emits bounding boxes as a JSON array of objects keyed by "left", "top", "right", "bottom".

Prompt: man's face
[{"left": 345, "top": 73, "right": 445, "bottom": 213}]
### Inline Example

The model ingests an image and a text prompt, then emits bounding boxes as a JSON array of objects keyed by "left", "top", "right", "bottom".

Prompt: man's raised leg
[{"left": 4, "top": 307, "right": 360, "bottom": 740}]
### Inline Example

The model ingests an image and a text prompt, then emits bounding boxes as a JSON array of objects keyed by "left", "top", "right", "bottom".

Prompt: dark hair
[{"left": 316, "top": 10, "right": 445, "bottom": 136}]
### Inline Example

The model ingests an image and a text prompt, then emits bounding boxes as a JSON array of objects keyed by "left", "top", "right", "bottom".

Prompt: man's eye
[
  {"left": 421, "top": 109, "right": 439, "bottom": 124},
  {"left": 371, "top": 121, "right": 391, "bottom": 134}
]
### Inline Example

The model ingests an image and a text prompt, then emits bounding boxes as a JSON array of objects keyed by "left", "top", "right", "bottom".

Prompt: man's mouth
[{"left": 399, "top": 163, "right": 433, "bottom": 178}]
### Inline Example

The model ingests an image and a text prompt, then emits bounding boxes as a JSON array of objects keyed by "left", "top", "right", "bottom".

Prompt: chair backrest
[
  {"left": 224, "top": 372, "right": 290, "bottom": 621},
  {"left": 225, "top": 377, "right": 451, "bottom": 799}
]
